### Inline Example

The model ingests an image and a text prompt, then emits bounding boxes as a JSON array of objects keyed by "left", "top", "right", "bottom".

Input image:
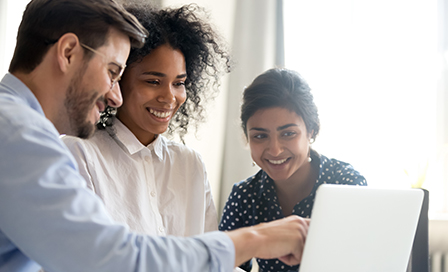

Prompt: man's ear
[{"left": 56, "top": 33, "right": 82, "bottom": 73}]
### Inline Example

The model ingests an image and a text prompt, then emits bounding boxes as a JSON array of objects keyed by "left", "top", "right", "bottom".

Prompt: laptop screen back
[{"left": 299, "top": 184, "right": 423, "bottom": 272}]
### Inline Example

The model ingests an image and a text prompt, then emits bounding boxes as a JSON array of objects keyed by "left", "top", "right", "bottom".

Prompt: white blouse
[{"left": 62, "top": 119, "right": 218, "bottom": 236}]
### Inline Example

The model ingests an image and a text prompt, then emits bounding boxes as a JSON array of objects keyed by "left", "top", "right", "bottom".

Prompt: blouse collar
[{"left": 110, "top": 119, "right": 165, "bottom": 161}]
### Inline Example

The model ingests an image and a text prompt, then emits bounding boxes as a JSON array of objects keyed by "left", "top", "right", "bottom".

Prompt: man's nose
[{"left": 106, "top": 82, "right": 123, "bottom": 108}]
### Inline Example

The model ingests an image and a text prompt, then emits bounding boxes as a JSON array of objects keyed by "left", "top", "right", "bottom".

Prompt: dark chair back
[{"left": 407, "top": 189, "right": 429, "bottom": 272}]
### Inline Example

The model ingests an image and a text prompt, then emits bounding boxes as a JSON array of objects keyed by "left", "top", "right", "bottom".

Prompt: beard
[{"left": 64, "top": 67, "right": 104, "bottom": 139}]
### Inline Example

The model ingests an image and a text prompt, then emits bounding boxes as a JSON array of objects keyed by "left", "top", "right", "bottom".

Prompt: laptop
[{"left": 299, "top": 184, "right": 424, "bottom": 272}]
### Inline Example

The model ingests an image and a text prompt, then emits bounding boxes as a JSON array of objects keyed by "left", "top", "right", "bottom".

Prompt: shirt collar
[
  {"left": 151, "top": 135, "right": 165, "bottom": 161},
  {"left": 112, "top": 119, "right": 165, "bottom": 161},
  {"left": 0, "top": 73, "right": 44, "bottom": 116}
]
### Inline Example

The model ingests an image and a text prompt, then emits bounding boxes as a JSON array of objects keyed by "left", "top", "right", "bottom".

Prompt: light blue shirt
[{"left": 0, "top": 73, "right": 235, "bottom": 272}]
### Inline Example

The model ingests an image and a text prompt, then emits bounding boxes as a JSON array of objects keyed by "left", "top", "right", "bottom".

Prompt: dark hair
[
  {"left": 241, "top": 68, "right": 320, "bottom": 141},
  {"left": 98, "top": 3, "right": 231, "bottom": 140},
  {"left": 9, "top": 0, "right": 148, "bottom": 74}
]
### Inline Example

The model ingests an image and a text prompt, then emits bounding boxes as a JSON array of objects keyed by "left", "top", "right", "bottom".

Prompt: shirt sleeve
[
  {"left": 0, "top": 110, "right": 235, "bottom": 272},
  {"left": 193, "top": 151, "right": 219, "bottom": 233},
  {"left": 203, "top": 167, "right": 219, "bottom": 232}
]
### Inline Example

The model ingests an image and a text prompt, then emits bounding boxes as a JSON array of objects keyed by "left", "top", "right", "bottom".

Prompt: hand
[
  {"left": 250, "top": 216, "right": 309, "bottom": 265},
  {"left": 225, "top": 215, "right": 310, "bottom": 267}
]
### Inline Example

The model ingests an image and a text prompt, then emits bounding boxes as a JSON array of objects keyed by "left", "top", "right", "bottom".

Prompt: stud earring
[{"left": 252, "top": 161, "right": 257, "bottom": 167}]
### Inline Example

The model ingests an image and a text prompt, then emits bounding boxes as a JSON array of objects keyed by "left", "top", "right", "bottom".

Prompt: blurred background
[{"left": 1, "top": 0, "right": 448, "bottom": 268}]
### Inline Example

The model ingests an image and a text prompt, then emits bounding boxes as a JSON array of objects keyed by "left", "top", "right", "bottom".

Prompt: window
[
  {"left": 0, "top": 0, "right": 29, "bottom": 75},
  {"left": 284, "top": 0, "right": 447, "bottom": 216}
]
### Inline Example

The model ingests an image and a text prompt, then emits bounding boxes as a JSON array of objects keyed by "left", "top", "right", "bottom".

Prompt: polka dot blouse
[{"left": 219, "top": 151, "right": 367, "bottom": 272}]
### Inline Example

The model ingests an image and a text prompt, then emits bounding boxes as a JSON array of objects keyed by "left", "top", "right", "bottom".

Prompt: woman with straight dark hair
[{"left": 220, "top": 68, "right": 367, "bottom": 272}]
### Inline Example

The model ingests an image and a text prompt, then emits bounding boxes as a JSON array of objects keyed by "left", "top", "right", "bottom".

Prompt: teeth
[
  {"left": 149, "top": 109, "right": 171, "bottom": 118},
  {"left": 269, "top": 158, "right": 287, "bottom": 165}
]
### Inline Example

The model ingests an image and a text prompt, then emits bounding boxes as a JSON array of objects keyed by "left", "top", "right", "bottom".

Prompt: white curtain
[
  {"left": 218, "top": 0, "right": 284, "bottom": 212},
  {"left": 436, "top": 0, "right": 448, "bottom": 214}
]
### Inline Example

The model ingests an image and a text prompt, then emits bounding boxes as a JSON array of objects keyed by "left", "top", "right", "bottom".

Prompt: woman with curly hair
[{"left": 62, "top": 3, "right": 231, "bottom": 237}]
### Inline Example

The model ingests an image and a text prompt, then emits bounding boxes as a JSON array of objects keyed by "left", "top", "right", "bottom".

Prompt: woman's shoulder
[
  {"left": 319, "top": 153, "right": 358, "bottom": 172},
  {"left": 62, "top": 129, "right": 110, "bottom": 148},
  {"left": 61, "top": 129, "right": 114, "bottom": 159},
  {"left": 318, "top": 153, "right": 367, "bottom": 185},
  {"left": 232, "top": 170, "right": 266, "bottom": 191},
  {"left": 160, "top": 135, "right": 205, "bottom": 164},
  {"left": 61, "top": 134, "right": 87, "bottom": 151}
]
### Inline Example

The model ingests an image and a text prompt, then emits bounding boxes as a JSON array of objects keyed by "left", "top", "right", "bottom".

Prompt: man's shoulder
[{"left": 0, "top": 95, "right": 57, "bottom": 140}]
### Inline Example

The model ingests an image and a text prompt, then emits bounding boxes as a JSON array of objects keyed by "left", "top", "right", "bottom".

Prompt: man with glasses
[
  {"left": 80, "top": 43, "right": 127, "bottom": 91},
  {"left": 0, "top": 0, "right": 309, "bottom": 271}
]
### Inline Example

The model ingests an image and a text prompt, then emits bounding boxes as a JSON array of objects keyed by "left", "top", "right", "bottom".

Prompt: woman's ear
[{"left": 56, "top": 33, "right": 82, "bottom": 73}]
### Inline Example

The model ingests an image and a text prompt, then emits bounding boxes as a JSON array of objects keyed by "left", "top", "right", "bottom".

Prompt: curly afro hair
[{"left": 97, "top": 3, "right": 232, "bottom": 141}]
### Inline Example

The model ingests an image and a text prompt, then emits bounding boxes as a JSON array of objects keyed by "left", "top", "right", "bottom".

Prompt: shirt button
[
  {"left": 150, "top": 191, "right": 156, "bottom": 197},
  {"left": 158, "top": 226, "right": 164, "bottom": 232}
]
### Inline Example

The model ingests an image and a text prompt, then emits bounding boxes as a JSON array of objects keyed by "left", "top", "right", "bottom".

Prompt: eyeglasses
[{"left": 80, "top": 43, "right": 126, "bottom": 90}]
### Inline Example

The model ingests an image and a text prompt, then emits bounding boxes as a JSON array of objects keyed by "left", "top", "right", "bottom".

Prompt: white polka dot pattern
[{"left": 219, "top": 152, "right": 367, "bottom": 272}]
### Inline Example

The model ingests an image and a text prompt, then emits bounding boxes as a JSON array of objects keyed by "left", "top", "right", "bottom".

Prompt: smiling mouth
[
  {"left": 149, "top": 108, "right": 172, "bottom": 119},
  {"left": 268, "top": 158, "right": 289, "bottom": 165}
]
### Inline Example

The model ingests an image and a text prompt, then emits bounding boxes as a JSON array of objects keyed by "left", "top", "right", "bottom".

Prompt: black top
[{"left": 219, "top": 151, "right": 367, "bottom": 272}]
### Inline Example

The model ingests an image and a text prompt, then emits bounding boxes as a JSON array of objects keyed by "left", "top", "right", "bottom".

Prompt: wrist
[{"left": 225, "top": 226, "right": 261, "bottom": 267}]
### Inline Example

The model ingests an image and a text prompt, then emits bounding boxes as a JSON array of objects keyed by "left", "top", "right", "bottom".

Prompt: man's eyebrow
[{"left": 277, "top": 124, "right": 298, "bottom": 131}]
